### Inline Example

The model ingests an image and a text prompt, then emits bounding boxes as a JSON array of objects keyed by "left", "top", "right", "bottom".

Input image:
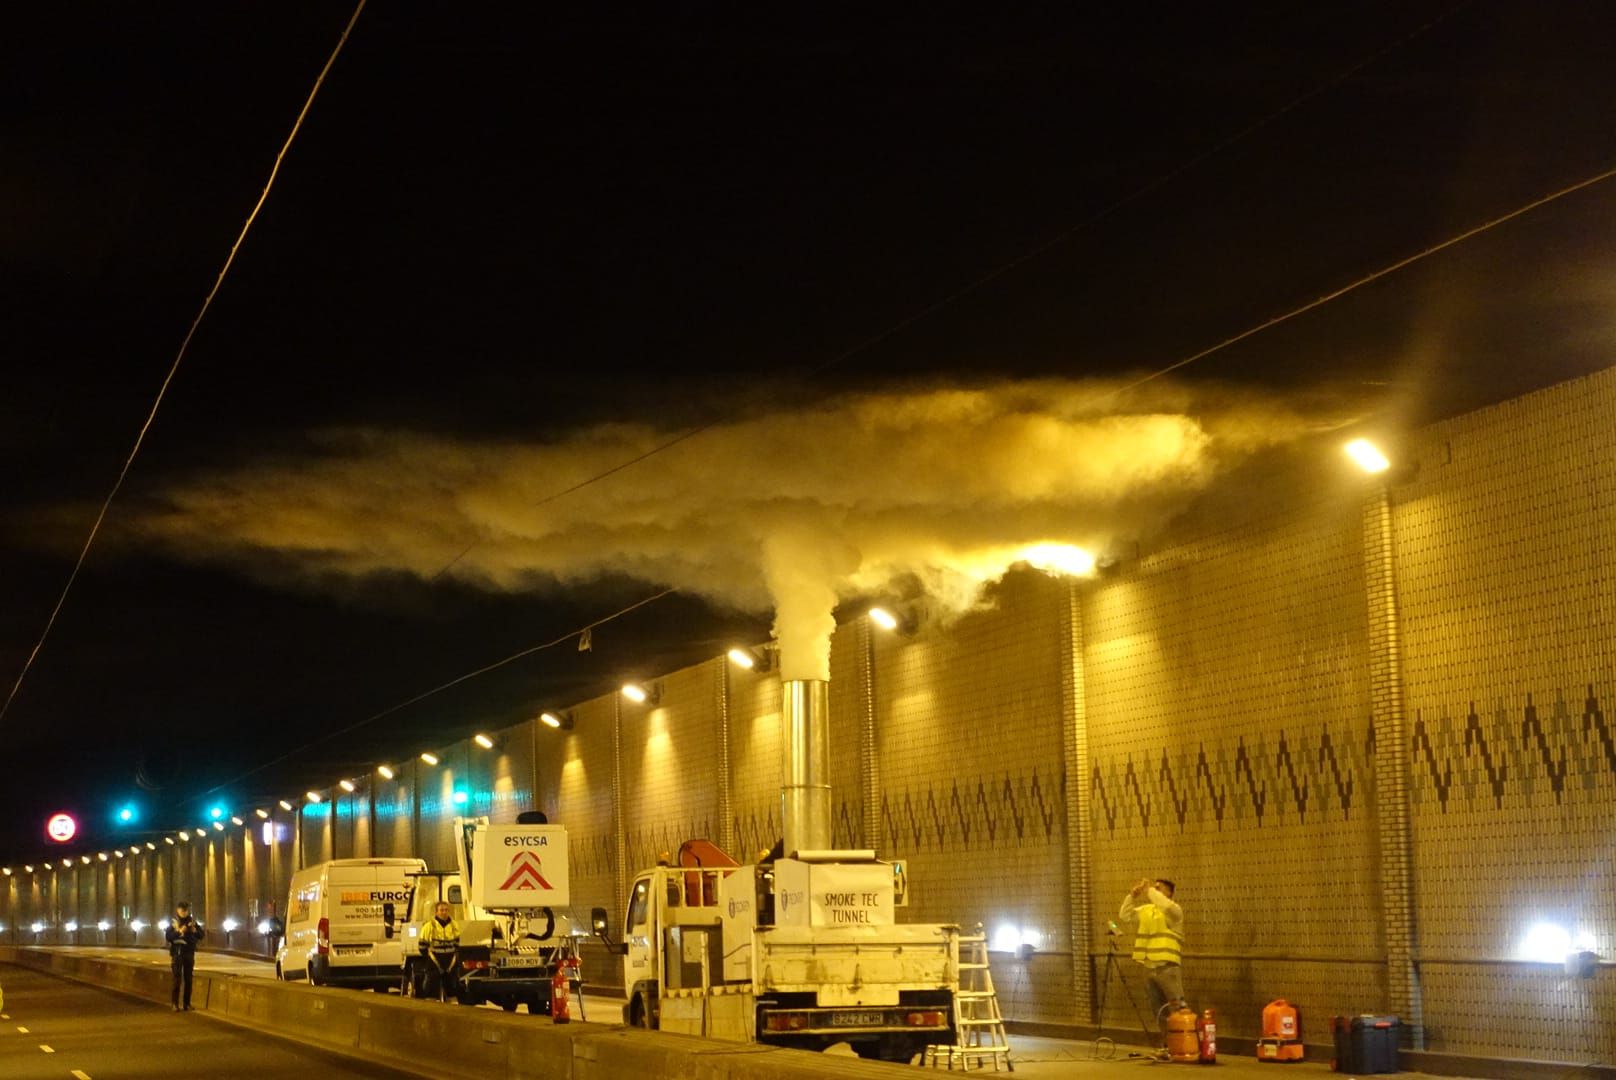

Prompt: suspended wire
[
  {"left": 1106, "top": 161, "right": 1616, "bottom": 399},
  {"left": 191, "top": 586, "right": 676, "bottom": 799},
  {"left": 427, "top": 0, "right": 1477, "bottom": 587},
  {"left": 0, "top": 0, "right": 369, "bottom": 728}
]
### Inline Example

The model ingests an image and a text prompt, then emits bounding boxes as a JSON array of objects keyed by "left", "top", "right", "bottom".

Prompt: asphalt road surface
[{"left": 0, "top": 963, "right": 414, "bottom": 1080}]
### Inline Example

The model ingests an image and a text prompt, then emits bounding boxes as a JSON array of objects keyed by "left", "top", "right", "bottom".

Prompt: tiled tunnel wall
[{"left": 4, "top": 367, "right": 1612, "bottom": 1065}]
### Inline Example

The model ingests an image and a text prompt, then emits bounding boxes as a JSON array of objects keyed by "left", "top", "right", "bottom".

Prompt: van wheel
[
  {"left": 275, "top": 963, "right": 284, "bottom": 981},
  {"left": 307, "top": 964, "right": 322, "bottom": 987}
]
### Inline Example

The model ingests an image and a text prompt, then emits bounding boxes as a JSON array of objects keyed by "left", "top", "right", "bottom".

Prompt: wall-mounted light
[
  {"left": 81, "top": 855, "right": 92, "bottom": 865},
  {"left": 473, "top": 733, "right": 495, "bottom": 749},
  {"left": 254, "top": 808, "right": 270, "bottom": 820},
  {"left": 164, "top": 837, "right": 176, "bottom": 846},
  {"left": 1016, "top": 542, "right": 1096, "bottom": 578},
  {"left": 1, "top": 867, "right": 10, "bottom": 876},
  {"left": 23, "top": 865, "right": 33, "bottom": 873},
  {"left": 339, "top": 780, "right": 356, "bottom": 793},
  {"left": 97, "top": 919, "right": 111, "bottom": 932},
  {"left": 43, "top": 862, "right": 53, "bottom": 870},
  {"left": 130, "top": 918, "right": 146, "bottom": 932},
  {"left": 278, "top": 799, "right": 295, "bottom": 812},
  {"left": 621, "top": 681, "right": 661, "bottom": 705},
  {"left": 230, "top": 816, "right": 244, "bottom": 826},
  {"left": 31, "top": 921, "right": 46, "bottom": 933},
  {"left": 212, "top": 822, "right": 225, "bottom": 832},
  {"left": 97, "top": 852, "right": 108, "bottom": 862},
  {"left": 1344, "top": 437, "right": 1391, "bottom": 474},
  {"left": 539, "top": 711, "right": 574, "bottom": 731},
  {"left": 419, "top": 752, "right": 440, "bottom": 766},
  {"left": 145, "top": 841, "right": 156, "bottom": 851},
  {"left": 113, "top": 850, "right": 124, "bottom": 858},
  {"left": 727, "top": 645, "right": 774, "bottom": 672},
  {"left": 377, "top": 764, "right": 396, "bottom": 779},
  {"left": 222, "top": 918, "right": 239, "bottom": 933},
  {"left": 305, "top": 791, "right": 323, "bottom": 804}
]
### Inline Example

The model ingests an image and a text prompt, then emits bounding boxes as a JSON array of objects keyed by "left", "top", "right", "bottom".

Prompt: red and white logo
[{"left": 498, "top": 850, "right": 553, "bottom": 891}]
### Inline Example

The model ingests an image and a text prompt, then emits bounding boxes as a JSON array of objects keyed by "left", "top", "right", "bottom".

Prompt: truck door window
[{"left": 626, "top": 879, "right": 649, "bottom": 935}]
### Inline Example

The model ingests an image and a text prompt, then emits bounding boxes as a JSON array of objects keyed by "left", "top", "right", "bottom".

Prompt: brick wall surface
[
  {"left": 7, "top": 367, "right": 1615, "bottom": 1068},
  {"left": 1083, "top": 488, "right": 1383, "bottom": 1040},
  {"left": 1393, "top": 369, "right": 1615, "bottom": 1061}
]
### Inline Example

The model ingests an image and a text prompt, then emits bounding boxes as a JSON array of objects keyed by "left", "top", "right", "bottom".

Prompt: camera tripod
[{"left": 1093, "top": 933, "right": 1165, "bottom": 1058}]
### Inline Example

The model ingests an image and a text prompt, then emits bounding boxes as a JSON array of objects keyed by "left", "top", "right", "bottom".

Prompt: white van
[{"left": 275, "top": 857, "right": 425, "bottom": 989}]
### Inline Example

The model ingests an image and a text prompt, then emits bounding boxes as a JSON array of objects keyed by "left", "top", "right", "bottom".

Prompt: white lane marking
[
  {"left": 40, "top": 1043, "right": 55, "bottom": 1052},
  {"left": 72, "top": 1070, "right": 93, "bottom": 1080},
  {"left": 16, "top": 1025, "right": 28, "bottom": 1033}
]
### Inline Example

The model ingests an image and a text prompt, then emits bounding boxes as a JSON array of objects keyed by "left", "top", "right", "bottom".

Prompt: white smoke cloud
[{"left": 127, "top": 379, "right": 1342, "bottom": 679}]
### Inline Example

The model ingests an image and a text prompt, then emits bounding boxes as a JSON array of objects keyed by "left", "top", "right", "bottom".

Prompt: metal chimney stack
[{"left": 781, "top": 679, "right": 831, "bottom": 855}]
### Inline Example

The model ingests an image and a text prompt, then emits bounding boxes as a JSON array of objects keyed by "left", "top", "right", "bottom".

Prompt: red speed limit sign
[{"left": 46, "top": 812, "right": 77, "bottom": 843}]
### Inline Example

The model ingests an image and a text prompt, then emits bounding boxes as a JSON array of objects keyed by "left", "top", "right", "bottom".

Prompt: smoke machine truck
[{"left": 595, "top": 837, "right": 959, "bottom": 1063}]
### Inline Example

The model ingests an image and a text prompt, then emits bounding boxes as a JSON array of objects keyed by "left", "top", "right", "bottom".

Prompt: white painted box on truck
[
  {"left": 275, "top": 857, "right": 425, "bottom": 989},
  {"left": 467, "top": 824, "right": 569, "bottom": 909}
]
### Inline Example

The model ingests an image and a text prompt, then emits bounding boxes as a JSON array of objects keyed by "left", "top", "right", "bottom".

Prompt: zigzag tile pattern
[
  {"left": 878, "top": 768, "right": 1065, "bottom": 852},
  {"left": 1409, "top": 685, "right": 1613, "bottom": 812},
  {"left": 1091, "top": 720, "right": 1375, "bottom": 834}
]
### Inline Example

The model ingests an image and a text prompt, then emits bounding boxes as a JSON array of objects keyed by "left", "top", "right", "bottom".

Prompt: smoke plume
[{"left": 126, "top": 379, "right": 1339, "bottom": 679}]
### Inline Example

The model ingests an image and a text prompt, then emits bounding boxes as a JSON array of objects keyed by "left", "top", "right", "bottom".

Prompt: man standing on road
[
  {"left": 1117, "top": 877, "right": 1184, "bottom": 1023},
  {"left": 165, "top": 901, "right": 205, "bottom": 1011},
  {"left": 418, "top": 900, "right": 462, "bottom": 1000}
]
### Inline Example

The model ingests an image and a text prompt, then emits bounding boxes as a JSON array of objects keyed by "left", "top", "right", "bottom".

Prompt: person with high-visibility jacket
[
  {"left": 418, "top": 901, "right": 462, "bottom": 999},
  {"left": 1118, "top": 877, "right": 1184, "bottom": 1022}
]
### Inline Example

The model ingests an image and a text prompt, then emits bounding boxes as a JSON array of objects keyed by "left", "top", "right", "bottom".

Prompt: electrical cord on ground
[
  {"left": 0, "top": 0, "right": 369, "bottom": 729},
  {"left": 427, "top": 3, "right": 1472, "bottom": 583}
]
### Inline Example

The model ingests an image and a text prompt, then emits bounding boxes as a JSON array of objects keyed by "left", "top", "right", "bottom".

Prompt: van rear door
[{"left": 327, "top": 864, "right": 413, "bottom": 964}]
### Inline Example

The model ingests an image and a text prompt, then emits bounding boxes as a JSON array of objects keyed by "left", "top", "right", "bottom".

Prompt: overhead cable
[
  {"left": 189, "top": 586, "right": 676, "bottom": 799},
  {"left": 431, "top": 0, "right": 1478, "bottom": 579},
  {"left": 0, "top": 0, "right": 369, "bottom": 727}
]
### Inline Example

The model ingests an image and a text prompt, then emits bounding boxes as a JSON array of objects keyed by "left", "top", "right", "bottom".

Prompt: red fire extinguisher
[
  {"left": 551, "top": 957, "right": 571, "bottom": 1024},
  {"left": 1198, "top": 1008, "right": 1217, "bottom": 1063}
]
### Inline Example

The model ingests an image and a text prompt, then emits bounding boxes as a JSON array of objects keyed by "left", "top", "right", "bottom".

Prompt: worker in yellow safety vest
[
  {"left": 418, "top": 901, "right": 462, "bottom": 999},
  {"left": 1118, "top": 877, "right": 1184, "bottom": 1023}
]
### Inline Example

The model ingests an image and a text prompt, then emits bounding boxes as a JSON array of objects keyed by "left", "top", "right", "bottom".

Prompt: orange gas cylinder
[
  {"left": 1167, "top": 1007, "right": 1201, "bottom": 1063},
  {"left": 1262, "top": 1000, "right": 1299, "bottom": 1041},
  {"left": 1258, "top": 1000, "right": 1305, "bottom": 1062}
]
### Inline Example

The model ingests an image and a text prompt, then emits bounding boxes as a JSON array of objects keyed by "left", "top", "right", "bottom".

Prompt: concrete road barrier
[{"left": 0, "top": 946, "right": 914, "bottom": 1079}]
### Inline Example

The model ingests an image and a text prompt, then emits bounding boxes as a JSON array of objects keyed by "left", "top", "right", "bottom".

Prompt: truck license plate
[
  {"left": 500, "top": 956, "right": 541, "bottom": 967},
  {"left": 830, "top": 1011, "right": 886, "bottom": 1027}
]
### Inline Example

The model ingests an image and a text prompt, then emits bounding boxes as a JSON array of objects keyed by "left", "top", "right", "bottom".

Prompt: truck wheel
[{"left": 628, "top": 991, "right": 650, "bottom": 1028}]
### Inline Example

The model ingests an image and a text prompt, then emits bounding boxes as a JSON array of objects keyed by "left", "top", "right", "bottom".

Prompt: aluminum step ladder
[{"left": 925, "top": 925, "right": 1013, "bottom": 1071}]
